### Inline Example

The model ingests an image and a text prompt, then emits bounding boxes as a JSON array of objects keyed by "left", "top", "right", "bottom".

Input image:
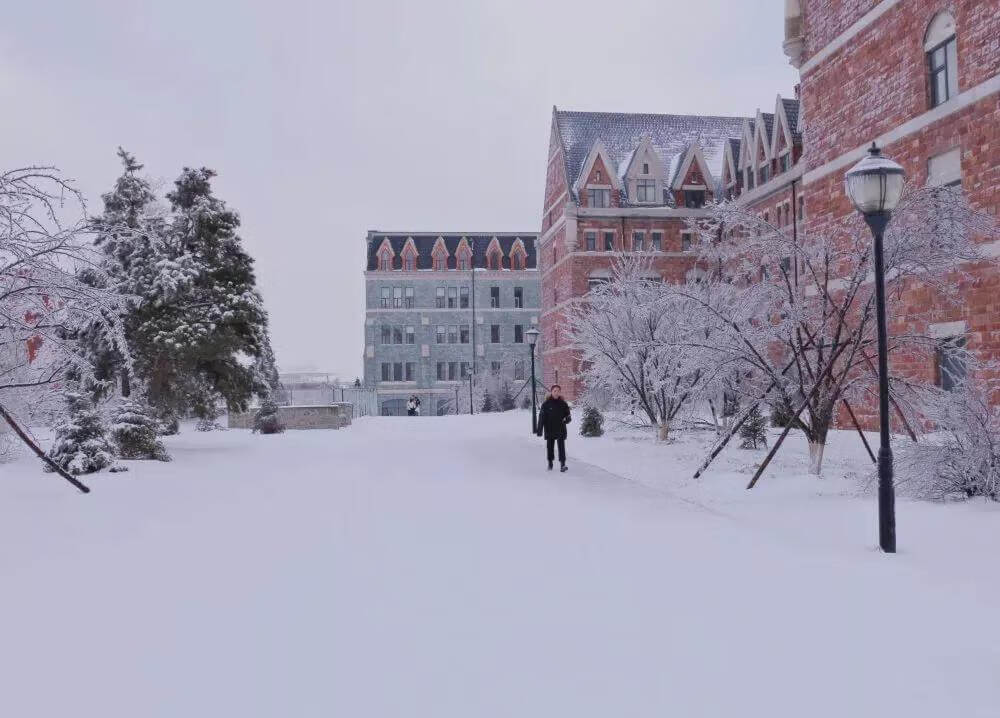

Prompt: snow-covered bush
[
  {"left": 897, "top": 382, "right": 1000, "bottom": 501},
  {"left": 157, "top": 409, "right": 180, "bottom": 436},
  {"left": 498, "top": 383, "right": 516, "bottom": 412},
  {"left": 580, "top": 406, "right": 604, "bottom": 437},
  {"left": 739, "top": 405, "right": 768, "bottom": 450},
  {"left": 480, "top": 392, "right": 495, "bottom": 413},
  {"left": 46, "top": 392, "right": 117, "bottom": 475},
  {"left": 253, "top": 399, "right": 285, "bottom": 434},
  {"left": 110, "top": 400, "right": 171, "bottom": 461}
]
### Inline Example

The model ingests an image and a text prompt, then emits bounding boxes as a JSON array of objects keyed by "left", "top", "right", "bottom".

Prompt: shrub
[
  {"left": 46, "top": 392, "right": 117, "bottom": 475},
  {"left": 253, "top": 399, "right": 285, "bottom": 434},
  {"left": 739, "top": 405, "right": 768, "bottom": 449},
  {"left": 580, "top": 406, "right": 605, "bottom": 437},
  {"left": 110, "top": 400, "right": 171, "bottom": 461}
]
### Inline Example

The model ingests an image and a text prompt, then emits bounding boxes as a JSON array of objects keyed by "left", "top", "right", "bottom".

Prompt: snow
[{"left": 2, "top": 412, "right": 998, "bottom": 717}]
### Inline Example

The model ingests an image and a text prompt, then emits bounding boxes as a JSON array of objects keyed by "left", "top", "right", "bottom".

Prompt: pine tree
[
  {"left": 110, "top": 399, "right": 170, "bottom": 461},
  {"left": 740, "top": 405, "right": 768, "bottom": 449},
  {"left": 253, "top": 398, "right": 285, "bottom": 434},
  {"left": 580, "top": 406, "right": 605, "bottom": 437},
  {"left": 46, "top": 392, "right": 117, "bottom": 475},
  {"left": 480, "top": 392, "right": 495, "bottom": 413}
]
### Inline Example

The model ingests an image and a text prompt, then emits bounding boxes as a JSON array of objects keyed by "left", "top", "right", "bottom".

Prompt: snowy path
[{"left": 2, "top": 414, "right": 999, "bottom": 717}]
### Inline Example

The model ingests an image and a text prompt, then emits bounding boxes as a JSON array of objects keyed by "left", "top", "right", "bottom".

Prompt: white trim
[
  {"left": 572, "top": 139, "right": 623, "bottom": 193},
  {"left": 799, "top": 0, "right": 903, "bottom": 76},
  {"left": 672, "top": 144, "right": 716, "bottom": 190},
  {"left": 734, "top": 162, "right": 803, "bottom": 205},
  {"left": 803, "top": 72, "right": 1000, "bottom": 186}
]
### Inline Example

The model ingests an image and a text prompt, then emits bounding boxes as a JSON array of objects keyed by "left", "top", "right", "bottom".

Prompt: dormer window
[
  {"left": 642, "top": 162, "right": 649, "bottom": 174},
  {"left": 758, "top": 165, "right": 770, "bottom": 185},
  {"left": 587, "top": 188, "right": 610, "bottom": 208},
  {"left": 377, "top": 247, "right": 394, "bottom": 271},
  {"left": 433, "top": 256, "right": 446, "bottom": 271},
  {"left": 511, "top": 253, "right": 524, "bottom": 270},
  {"left": 779, "top": 152, "right": 791, "bottom": 173},
  {"left": 403, "top": 255, "right": 416, "bottom": 271},
  {"left": 684, "top": 190, "right": 706, "bottom": 209},
  {"left": 636, "top": 179, "right": 656, "bottom": 203},
  {"left": 487, "top": 250, "right": 501, "bottom": 270},
  {"left": 596, "top": 170, "right": 602, "bottom": 181}
]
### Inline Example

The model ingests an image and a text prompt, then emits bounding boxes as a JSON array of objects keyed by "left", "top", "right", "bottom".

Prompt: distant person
[
  {"left": 536, "top": 384, "right": 572, "bottom": 472},
  {"left": 406, "top": 397, "right": 416, "bottom": 417},
  {"left": 414, "top": 396, "right": 421, "bottom": 416}
]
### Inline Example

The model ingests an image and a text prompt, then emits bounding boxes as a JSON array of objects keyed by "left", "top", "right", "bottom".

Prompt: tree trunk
[
  {"left": 658, "top": 422, "right": 670, "bottom": 441},
  {"left": 807, "top": 440, "right": 826, "bottom": 475}
]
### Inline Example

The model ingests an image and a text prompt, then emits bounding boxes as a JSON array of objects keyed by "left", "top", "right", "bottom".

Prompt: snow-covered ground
[{"left": 2, "top": 412, "right": 998, "bottom": 717}]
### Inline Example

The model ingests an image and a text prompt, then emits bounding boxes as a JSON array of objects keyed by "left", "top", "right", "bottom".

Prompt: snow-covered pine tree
[
  {"left": 110, "top": 399, "right": 171, "bottom": 461},
  {"left": 46, "top": 392, "right": 118, "bottom": 475},
  {"left": 499, "top": 382, "right": 516, "bottom": 411},
  {"left": 580, "top": 406, "right": 605, "bottom": 437},
  {"left": 739, "top": 405, "right": 768, "bottom": 449},
  {"left": 480, "top": 392, "right": 495, "bottom": 413},
  {"left": 253, "top": 398, "right": 285, "bottom": 434}
]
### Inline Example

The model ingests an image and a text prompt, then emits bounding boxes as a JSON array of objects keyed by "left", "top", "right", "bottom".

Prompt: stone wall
[{"left": 228, "top": 404, "right": 353, "bottom": 430}]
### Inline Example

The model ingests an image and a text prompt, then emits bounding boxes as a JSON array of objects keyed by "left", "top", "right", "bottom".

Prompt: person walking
[
  {"left": 406, "top": 397, "right": 416, "bottom": 417},
  {"left": 536, "top": 384, "right": 571, "bottom": 472}
]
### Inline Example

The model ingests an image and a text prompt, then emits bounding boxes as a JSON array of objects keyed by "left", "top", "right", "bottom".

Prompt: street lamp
[
  {"left": 526, "top": 328, "right": 540, "bottom": 434},
  {"left": 845, "top": 142, "right": 905, "bottom": 554}
]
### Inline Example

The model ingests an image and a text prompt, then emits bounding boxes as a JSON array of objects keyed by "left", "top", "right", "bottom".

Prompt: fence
[{"left": 275, "top": 384, "right": 378, "bottom": 419}]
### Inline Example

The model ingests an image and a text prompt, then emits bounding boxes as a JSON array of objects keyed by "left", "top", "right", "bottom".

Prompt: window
[
  {"left": 514, "top": 286, "right": 523, "bottom": 308},
  {"left": 403, "top": 255, "right": 416, "bottom": 271},
  {"left": 393, "top": 362, "right": 403, "bottom": 381},
  {"left": 405, "top": 326, "right": 415, "bottom": 344},
  {"left": 447, "top": 287, "right": 457, "bottom": 308},
  {"left": 514, "top": 359, "right": 525, "bottom": 381},
  {"left": 926, "top": 12, "right": 958, "bottom": 108},
  {"left": 447, "top": 325, "right": 458, "bottom": 344},
  {"left": 491, "top": 361, "right": 501, "bottom": 375},
  {"left": 448, "top": 362, "right": 458, "bottom": 381},
  {"left": 460, "top": 362, "right": 470, "bottom": 379},
  {"left": 636, "top": 179, "right": 656, "bottom": 203},
  {"left": 404, "top": 286, "right": 414, "bottom": 308},
  {"left": 490, "top": 286, "right": 500, "bottom": 308},
  {"left": 436, "top": 325, "right": 446, "bottom": 344},
  {"left": 585, "top": 231, "right": 597, "bottom": 251},
  {"left": 684, "top": 190, "right": 706, "bottom": 208},
  {"left": 491, "top": 324, "right": 500, "bottom": 343},
  {"left": 436, "top": 287, "right": 445, "bottom": 308},
  {"left": 381, "top": 325, "right": 391, "bottom": 345},
  {"left": 458, "top": 255, "right": 470, "bottom": 271},
  {"left": 587, "top": 188, "right": 611, "bottom": 208},
  {"left": 632, "top": 232, "right": 645, "bottom": 252},
  {"left": 758, "top": 165, "right": 770, "bottom": 185},
  {"left": 460, "top": 286, "right": 470, "bottom": 308},
  {"left": 936, "top": 336, "right": 966, "bottom": 391},
  {"left": 642, "top": 162, "right": 649, "bottom": 174},
  {"left": 588, "top": 275, "right": 610, "bottom": 291},
  {"left": 437, "top": 362, "right": 447, "bottom": 380},
  {"left": 514, "top": 325, "right": 523, "bottom": 343},
  {"left": 746, "top": 169, "right": 755, "bottom": 190},
  {"left": 651, "top": 232, "right": 663, "bottom": 251},
  {"left": 404, "top": 362, "right": 415, "bottom": 381},
  {"left": 487, "top": 251, "right": 501, "bottom": 270},
  {"left": 797, "top": 195, "right": 805, "bottom": 221},
  {"left": 460, "top": 325, "right": 470, "bottom": 344},
  {"left": 380, "top": 287, "right": 390, "bottom": 308},
  {"left": 681, "top": 232, "right": 692, "bottom": 251},
  {"left": 392, "top": 327, "right": 403, "bottom": 344},
  {"left": 433, "top": 255, "right": 446, "bottom": 271},
  {"left": 393, "top": 286, "right": 403, "bottom": 308},
  {"left": 512, "top": 254, "right": 522, "bottom": 270},
  {"left": 381, "top": 363, "right": 391, "bottom": 381},
  {"left": 603, "top": 231, "right": 614, "bottom": 251},
  {"left": 928, "top": 148, "right": 962, "bottom": 188},
  {"left": 779, "top": 153, "right": 791, "bottom": 173}
]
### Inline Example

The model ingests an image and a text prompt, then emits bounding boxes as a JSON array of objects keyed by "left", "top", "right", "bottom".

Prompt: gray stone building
[{"left": 363, "top": 231, "right": 541, "bottom": 416}]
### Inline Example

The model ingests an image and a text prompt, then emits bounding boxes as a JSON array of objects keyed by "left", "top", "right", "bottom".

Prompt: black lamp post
[
  {"left": 526, "top": 328, "right": 540, "bottom": 434},
  {"left": 845, "top": 142, "right": 905, "bottom": 554}
]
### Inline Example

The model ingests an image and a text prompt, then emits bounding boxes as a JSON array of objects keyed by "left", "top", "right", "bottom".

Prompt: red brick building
[
  {"left": 785, "top": 0, "right": 999, "bottom": 423},
  {"left": 539, "top": 0, "right": 998, "bottom": 407}
]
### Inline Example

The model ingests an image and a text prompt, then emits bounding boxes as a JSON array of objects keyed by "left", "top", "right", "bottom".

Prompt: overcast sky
[{"left": 0, "top": 0, "right": 797, "bottom": 379}]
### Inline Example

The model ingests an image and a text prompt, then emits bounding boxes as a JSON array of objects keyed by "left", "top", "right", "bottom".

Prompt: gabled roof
[
  {"left": 781, "top": 98, "right": 801, "bottom": 141},
  {"left": 365, "top": 232, "right": 538, "bottom": 271},
  {"left": 554, "top": 109, "right": 746, "bottom": 201}
]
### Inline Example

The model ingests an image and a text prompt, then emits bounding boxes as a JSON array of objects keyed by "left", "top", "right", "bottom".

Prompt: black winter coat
[{"left": 537, "top": 397, "right": 572, "bottom": 440}]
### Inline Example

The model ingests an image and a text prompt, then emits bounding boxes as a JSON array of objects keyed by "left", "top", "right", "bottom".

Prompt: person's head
[{"left": 550, "top": 384, "right": 562, "bottom": 399}]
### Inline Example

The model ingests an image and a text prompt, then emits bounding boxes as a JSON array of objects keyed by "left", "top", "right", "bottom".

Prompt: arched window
[
  {"left": 925, "top": 11, "right": 958, "bottom": 108},
  {"left": 487, "top": 250, "right": 502, "bottom": 270},
  {"left": 377, "top": 250, "right": 393, "bottom": 271}
]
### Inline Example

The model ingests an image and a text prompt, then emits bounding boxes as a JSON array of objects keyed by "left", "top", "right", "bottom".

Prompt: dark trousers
[{"left": 546, "top": 438, "right": 566, "bottom": 466}]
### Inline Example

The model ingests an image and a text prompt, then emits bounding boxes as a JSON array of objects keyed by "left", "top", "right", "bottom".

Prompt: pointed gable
[
  {"left": 672, "top": 144, "right": 715, "bottom": 190},
  {"left": 431, "top": 236, "right": 449, "bottom": 270},
  {"left": 484, "top": 236, "right": 504, "bottom": 270},
  {"left": 573, "top": 139, "right": 623, "bottom": 195},
  {"left": 739, "top": 118, "right": 756, "bottom": 170},
  {"left": 509, "top": 237, "right": 528, "bottom": 270},
  {"left": 375, "top": 237, "right": 395, "bottom": 270}
]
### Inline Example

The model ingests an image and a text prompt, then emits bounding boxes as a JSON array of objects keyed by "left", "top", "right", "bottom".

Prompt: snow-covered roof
[
  {"left": 555, "top": 110, "right": 747, "bottom": 202},
  {"left": 365, "top": 232, "right": 538, "bottom": 271}
]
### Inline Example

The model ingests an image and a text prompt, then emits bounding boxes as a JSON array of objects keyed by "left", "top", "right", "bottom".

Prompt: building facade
[
  {"left": 539, "top": 0, "right": 997, "bottom": 412},
  {"left": 363, "top": 232, "right": 541, "bottom": 416},
  {"left": 784, "top": 0, "right": 999, "bottom": 425}
]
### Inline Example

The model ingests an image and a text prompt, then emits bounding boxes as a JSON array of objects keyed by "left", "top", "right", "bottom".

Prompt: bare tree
[
  {"left": 682, "top": 184, "right": 994, "bottom": 475},
  {"left": 0, "top": 166, "right": 129, "bottom": 485}
]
